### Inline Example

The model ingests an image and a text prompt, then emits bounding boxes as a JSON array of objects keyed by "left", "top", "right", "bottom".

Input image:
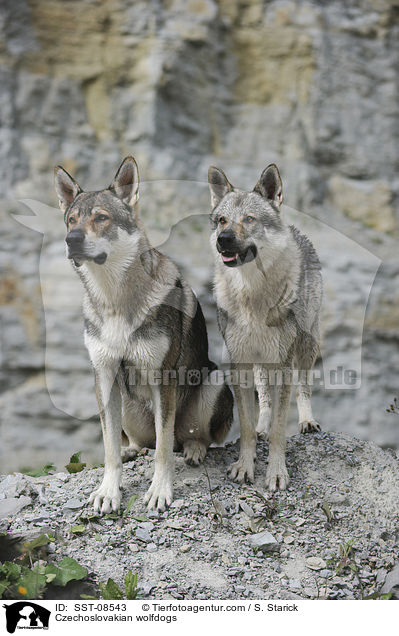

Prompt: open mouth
[
  {"left": 93, "top": 252, "right": 107, "bottom": 264},
  {"left": 67, "top": 251, "right": 108, "bottom": 266},
  {"left": 219, "top": 246, "right": 257, "bottom": 267}
]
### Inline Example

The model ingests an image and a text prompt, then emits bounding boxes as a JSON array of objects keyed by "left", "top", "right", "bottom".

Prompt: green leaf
[
  {"left": 24, "top": 534, "right": 51, "bottom": 553},
  {"left": 21, "top": 462, "right": 56, "bottom": 477},
  {"left": 124, "top": 494, "right": 138, "bottom": 515},
  {"left": 80, "top": 594, "right": 97, "bottom": 600},
  {"left": 65, "top": 451, "right": 86, "bottom": 473},
  {"left": 18, "top": 568, "right": 47, "bottom": 598},
  {"left": 132, "top": 514, "right": 150, "bottom": 522},
  {"left": 0, "top": 580, "right": 9, "bottom": 598},
  {"left": 80, "top": 512, "right": 99, "bottom": 522},
  {"left": 70, "top": 525, "right": 86, "bottom": 534},
  {"left": 65, "top": 462, "right": 86, "bottom": 474},
  {"left": 45, "top": 573, "right": 57, "bottom": 583},
  {"left": 69, "top": 451, "right": 82, "bottom": 464},
  {"left": 125, "top": 571, "right": 138, "bottom": 600},
  {"left": 2, "top": 562, "right": 22, "bottom": 582},
  {"left": 100, "top": 578, "right": 124, "bottom": 600},
  {"left": 45, "top": 557, "right": 88, "bottom": 587},
  {"left": 363, "top": 591, "right": 392, "bottom": 600}
]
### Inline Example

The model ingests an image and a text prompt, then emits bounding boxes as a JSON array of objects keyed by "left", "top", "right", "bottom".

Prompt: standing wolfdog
[
  {"left": 54, "top": 156, "right": 233, "bottom": 512},
  {"left": 208, "top": 164, "right": 322, "bottom": 490}
]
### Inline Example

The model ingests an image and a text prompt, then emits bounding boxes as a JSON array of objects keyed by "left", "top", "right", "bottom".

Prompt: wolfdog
[
  {"left": 54, "top": 156, "right": 233, "bottom": 512},
  {"left": 208, "top": 164, "right": 322, "bottom": 490}
]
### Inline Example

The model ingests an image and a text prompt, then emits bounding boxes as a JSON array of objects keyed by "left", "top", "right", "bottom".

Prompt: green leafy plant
[
  {"left": 321, "top": 501, "right": 338, "bottom": 528},
  {"left": 123, "top": 494, "right": 139, "bottom": 517},
  {"left": 203, "top": 464, "right": 224, "bottom": 525},
  {"left": 253, "top": 490, "right": 278, "bottom": 520},
  {"left": 0, "top": 532, "right": 88, "bottom": 600},
  {"left": 124, "top": 571, "right": 138, "bottom": 599},
  {"left": 363, "top": 590, "right": 392, "bottom": 600},
  {"left": 70, "top": 525, "right": 86, "bottom": 535},
  {"left": 83, "top": 571, "right": 138, "bottom": 601},
  {"left": 329, "top": 538, "right": 357, "bottom": 575},
  {"left": 21, "top": 463, "right": 56, "bottom": 477},
  {"left": 44, "top": 557, "right": 88, "bottom": 587},
  {"left": 100, "top": 578, "right": 124, "bottom": 600},
  {"left": 65, "top": 451, "right": 86, "bottom": 474},
  {"left": 338, "top": 539, "right": 356, "bottom": 573},
  {"left": 131, "top": 514, "right": 150, "bottom": 523}
]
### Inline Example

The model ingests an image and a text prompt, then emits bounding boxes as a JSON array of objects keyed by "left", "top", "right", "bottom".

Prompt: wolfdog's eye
[
  {"left": 69, "top": 217, "right": 77, "bottom": 225},
  {"left": 95, "top": 214, "right": 109, "bottom": 222},
  {"left": 218, "top": 216, "right": 227, "bottom": 225},
  {"left": 245, "top": 215, "right": 256, "bottom": 223}
]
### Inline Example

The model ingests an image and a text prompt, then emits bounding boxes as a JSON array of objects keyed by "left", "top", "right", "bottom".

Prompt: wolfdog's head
[
  {"left": 208, "top": 164, "right": 285, "bottom": 268},
  {"left": 54, "top": 157, "right": 140, "bottom": 267}
]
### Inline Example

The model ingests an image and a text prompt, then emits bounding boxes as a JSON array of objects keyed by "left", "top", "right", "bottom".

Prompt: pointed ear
[
  {"left": 109, "top": 156, "right": 139, "bottom": 208},
  {"left": 254, "top": 164, "right": 283, "bottom": 206},
  {"left": 208, "top": 166, "right": 233, "bottom": 208},
  {"left": 54, "top": 166, "right": 82, "bottom": 213}
]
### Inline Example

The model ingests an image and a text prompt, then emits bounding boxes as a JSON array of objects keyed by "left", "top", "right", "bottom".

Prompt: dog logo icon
[{"left": 3, "top": 602, "right": 50, "bottom": 633}]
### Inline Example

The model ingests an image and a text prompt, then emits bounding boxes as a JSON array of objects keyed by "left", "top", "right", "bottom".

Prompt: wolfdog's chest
[
  {"left": 217, "top": 284, "right": 296, "bottom": 364},
  {"left": 83, "top": 308, "right": 170, "bottom": 369},
  {"left": 225, "top": 310, "right": 290, "bottom": 363}
]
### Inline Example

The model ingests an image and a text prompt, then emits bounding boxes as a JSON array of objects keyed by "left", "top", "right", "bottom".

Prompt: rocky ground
[{"left": 1, "top": 431, "right": 399, "bottom": 600}]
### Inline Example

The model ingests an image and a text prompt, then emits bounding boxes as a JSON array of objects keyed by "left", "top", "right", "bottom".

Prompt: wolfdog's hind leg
[
  {"left": 183, "top": 439, "right": 207, "bottom": 466},
  {"left": 120, "top": 394, "right": 154, "bottom": 461},
  {"left": 295, "top": 335, "right": 321, "bottom": 434},
  {"left": 297, "top": 379, "right": 321, "bottom": 433},
  {"left": 121, "top": 441, "right": 141, "bottom": 463}
]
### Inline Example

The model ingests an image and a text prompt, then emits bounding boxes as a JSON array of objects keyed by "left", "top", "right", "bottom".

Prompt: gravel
[
  {"left": 248, "top": 530, "right": 280, "bottom": 553},
  {"left": 1, "top": 432, "right": 399, "bottom": 600}
]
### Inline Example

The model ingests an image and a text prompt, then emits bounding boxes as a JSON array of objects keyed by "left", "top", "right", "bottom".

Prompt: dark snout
[
  {"left": 66, "top": 229, "right": 85, "bottom": 248},
  {"left": 217, "top": 230, "right": 237, "bottom": 251},
  {"left": 216, "top": 229, "right": 257, "bottom": 268},
  {"left": 65, "top": 229, "right": 86, "bottom": 265}
]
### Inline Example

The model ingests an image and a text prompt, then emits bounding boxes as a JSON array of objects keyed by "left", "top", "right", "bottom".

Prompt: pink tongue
[{"left": 222, "top": 253, "right": 237, "bottom": 262}]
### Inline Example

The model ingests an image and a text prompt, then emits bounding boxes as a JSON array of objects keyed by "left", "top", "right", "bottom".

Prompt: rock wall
[{"left": 0, "top": 0, "right": 399, "bottom": 471}]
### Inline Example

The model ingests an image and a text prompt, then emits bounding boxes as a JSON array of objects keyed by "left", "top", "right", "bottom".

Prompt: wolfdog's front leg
[
  {"left": 144, "top": 381, "right": 176, "bottom": 510},
  {"left": 265, "top": 374, "right": 291, "bottom": 491},
  {"left": 89, "top": 367, "right": 123, "bottom": 514},
  {"left": 228, "top": 365, "right": 256, "bottom": 483}
]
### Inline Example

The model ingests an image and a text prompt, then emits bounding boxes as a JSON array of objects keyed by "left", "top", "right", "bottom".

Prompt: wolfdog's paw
[
  {"left": 89, "top": 481, "right": 121, "bottom": 515},
  {"left": 183, "top": 440, "right": 207, "bottom": 466},
  {"left": 121, "top": 446, "right": 139, "bottom": 463},
  {"left": 256, "top": 417, "right": 271, "bottom": 437},
  {"left": 299, "top": 420, "right": 321, "bottom": 434},
  {"left": 265, "top": 461, "right": 289, "bottom": 491},
  {"left": 144, "top": 474, "right": 173, "bottom": 511},
  {"left": 228, "top": 457, "right": 255, "bottom": 484}
]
